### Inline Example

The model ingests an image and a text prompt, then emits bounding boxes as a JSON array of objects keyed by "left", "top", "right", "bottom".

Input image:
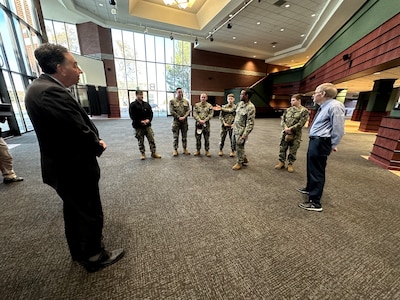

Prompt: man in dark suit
[{"left": 25, "top": 43, "right": 124, "bottom": 272}]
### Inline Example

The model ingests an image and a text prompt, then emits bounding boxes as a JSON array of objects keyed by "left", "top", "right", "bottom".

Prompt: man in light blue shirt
[{"left": 297, "top": 83, "right": 345, "bottom": 212}]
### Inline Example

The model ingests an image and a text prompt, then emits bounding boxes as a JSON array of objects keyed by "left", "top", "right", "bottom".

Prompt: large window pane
[
  {"left": 115, "top": 58, "right": 127, "bottom": 89},
  {"left": 164, "top": 38, "right": 174, "bottom": 64},
  {"left": 155, "top": 36, "right": 165, "bottom": 63},
  {"left": 136, "top": 61, "right": 147, "bottom": 90},
  {"left": 145, "top": 35, "right": 155, "bottom": 62},
  {"left": 44, "top": 20, "right": 56, "bottom": 43},
  {"left": 134, "top": 32, "right": 145, "bottom": 61},
  {"left": 52, "top": 21, "right": 68, "bottom": 48},
  {"left": 156, "top": 63, "right": 166, "bottom": 91},
  {"left": 126, "top": 60, "right": 137, "bottom": 89},
  {"left": 122, "top": 31, "right": 135, "bottom": 59},
  {"left": 65, "top": 23, "right": 80, "bottom": 54},
  {"left": 112, "top": 29, "right": 124, "bottom": 58},
  {"left": 147, "top": 62, "right": 156, "bottom": 91}
]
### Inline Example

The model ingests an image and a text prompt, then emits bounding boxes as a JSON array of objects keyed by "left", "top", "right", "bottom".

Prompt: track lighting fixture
[
  {"left": 170, "top": 33, "right": 174, "bottom": 40},
  {"left": 195, "top": 37, "right": 198, "bottom": 45},
  {"left": 210, "top": 35, "right": 214, "bottom": 42},
  {"left": 227, "top": 22, "right": 232, "bottom": 29},
  {"left": 109, "top": 0, "right": 116, "bottom": 5}
]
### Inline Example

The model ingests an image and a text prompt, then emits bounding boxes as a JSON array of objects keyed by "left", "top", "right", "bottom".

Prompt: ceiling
[{"left": 40, "top": 0, "right": 400, "bottom": 93}]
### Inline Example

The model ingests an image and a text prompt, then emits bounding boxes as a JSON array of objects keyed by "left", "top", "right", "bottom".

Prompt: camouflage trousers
[
  {"left": 172, "top": 120, "right": 188, "bottom": 150},
  {"left": 135, "top": 127, "right": 156, "bottom": 154},
  {"left": 195, "top": 125, "right": 210, "bottom": 151},
  {"left": 278, "top": 135, "right": 301, "bottom": 163},
  {"left": 219, "top": 126, "right": 235, "bottom": 151},
  {"left": 233, "top": 134, "right": 247, "bottom": 164}
]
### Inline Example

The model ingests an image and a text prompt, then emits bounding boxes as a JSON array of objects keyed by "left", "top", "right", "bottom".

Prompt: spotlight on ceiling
[
  {"left": 195, "top": 37, "right": 198, "bottom": 45},
  {"left": 210, "top": 35, "right": 214, "bottom": 42},
  {"left": 227, "top": 22, "right": 232, "bottom": 29},
  {"left": 170, "top": 33, "right": 174, "bottom": 40},
  {"left": 109, "top": 0, "right": 116, "bottom": 5}
]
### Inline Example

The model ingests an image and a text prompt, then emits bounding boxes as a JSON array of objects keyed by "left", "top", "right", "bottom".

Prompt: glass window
[
  {"left": 156, "top": 63, "right": 166, "bottom": 91},
  {"left": 44, "top": 20, "right": 56, "bottom": 44},
  {"left": 122, "top": 31, "right": 135, "bottom": 59},
  {"left": 52, "top": 21, "right": 68, "bottom": 48},
  {"left": 125, "top": 60, "right": 137, "bottom": 89},
  {"left": 145, "top": 35, "right": 155, "bottom": 62},
  {"left": 65, "top": 23, "right": 80, "bottom": 54},
  {"left": 11, "top": 72, "right": 31, "bottom": 132},
  {"left": 136, "top": 61, "right": 147, "bottom": 90},
  {"left": 155, "top": 36, "right": 165, "bottom": 63},
  {"left": 112, "top": 28, "right": 124, "bottom": 58},
  {"left": 1, "top": 17, "right": 19, "bottom": 72},
  {"left": 114, "top": 58, "right": 127, "bottom": 89},
  {"left": 111, "top": 29, "right": 191, "bottom": 117},
  {"left": 147, "top": 62, "right": 156, "bottom": 91},
  {"left": 134, "top": 32, "right": 146, "bottom": 61},
  {"left": 165, "top": 38, "right": 174, "bottom": 64}
]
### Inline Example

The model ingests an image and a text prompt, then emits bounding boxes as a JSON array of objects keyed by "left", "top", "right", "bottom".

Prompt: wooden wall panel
[{"left": 299, "top": 13, "right": 400, "bottom": 93}]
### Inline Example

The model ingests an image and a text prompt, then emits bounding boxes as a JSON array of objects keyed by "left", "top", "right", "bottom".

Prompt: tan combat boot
[
  {"left": 218, "top": 150, "right": 223, "bottom": 156},
  {"left": 274, "top": 161, "right": 285, "bottom": 169},
  {"left": 173, "top": 149, "right": 178, "bottom": 156},
  {"left": 229, "top": 151, "right": 235, "bottom": 157},
  {"left": 194, "top": 150, "right": 200, "bottom": 156},
  {"left": 151, "top": 152, "right": 161, "bottom": 159},
  {"left": 183, "top": 149, "right": 190, "bottom": 155},
  {"left": 205, "top": 150, "right": 211, "bottom": 157},
  {"left": 232, "top": 163, "right": 242, "bottom": 170},
  {"left": 140, "top": 153, "right": 146, "bottom": 160},
  {"left": 243, "top": 157, "right": 248, "bottom": 164},
  {"left": 287, "top": 163, "right": 294, "bottom": 173}
]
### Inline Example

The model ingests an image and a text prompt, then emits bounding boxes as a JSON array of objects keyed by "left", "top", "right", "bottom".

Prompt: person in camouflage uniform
[
  {"left": 275, "top": 94, "right": 309, "bottom": 173},
  {"left": 232, "top": 89, "right": 256, "bottom": 170},
  {"left": 218, "top": 93, "right": 236, "bottom": 157},
  {"left": 193, "top": 93, "right": 214, "bottom": 157},
  {"left": 169, "top": 87, "right": 191, "bottom": 156}
]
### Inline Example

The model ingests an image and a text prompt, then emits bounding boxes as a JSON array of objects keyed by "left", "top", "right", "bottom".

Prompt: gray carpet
[{"left": 1, "top": 116, "right": 399, "bottom": 300}]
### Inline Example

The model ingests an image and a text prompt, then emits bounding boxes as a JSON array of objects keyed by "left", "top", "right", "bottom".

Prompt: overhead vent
[{"left": 273, "top": 0, "right": 287, "bottom": 7}]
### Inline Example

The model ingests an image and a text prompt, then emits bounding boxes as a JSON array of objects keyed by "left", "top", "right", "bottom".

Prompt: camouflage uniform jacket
[
  {"left": 281, "top": 105, "right": 309, "bottom": 137},
  {"left": 169, "top": 98, "right": 190, "bottom": 121},
  {"left": 233, "top": 101, "right": 256, "bottom": 137},
  {"left": 193, "top": 102, "right": 213, "bottom": 124},
  {"left": 219, "top": 103, "right": 236, "bottom": 125}
]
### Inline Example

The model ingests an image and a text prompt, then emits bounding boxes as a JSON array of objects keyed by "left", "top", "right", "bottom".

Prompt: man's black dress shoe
[
  {"left": 3, "top": 177, "right": 24, "bottom": 184},
  {"left": 79, "top": 248, "right": 125, "bottom": 273}
]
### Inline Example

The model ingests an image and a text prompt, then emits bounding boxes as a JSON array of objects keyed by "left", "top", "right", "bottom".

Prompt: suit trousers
[
  {"left": 306, "top": 137, "right": 332, "bottom": 205},
  {"left": 55, "top": 161, "right": 104, "bottom": 261}
]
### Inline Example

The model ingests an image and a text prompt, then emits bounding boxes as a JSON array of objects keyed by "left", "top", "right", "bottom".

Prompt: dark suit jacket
[{"left": 25, "top": 74, "right": 104, "bottom": 190}]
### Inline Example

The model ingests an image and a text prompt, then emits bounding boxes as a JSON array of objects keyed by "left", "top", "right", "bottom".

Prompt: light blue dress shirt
[{"left": 309, "top": 99, "right": 345, "bottom": 148}]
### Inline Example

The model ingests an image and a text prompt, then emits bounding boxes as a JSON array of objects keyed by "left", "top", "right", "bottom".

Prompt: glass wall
[
  {"left": 111, "top": 29, "right": 191, "bottom": 117},
  {"left": 0, "top": 0, "right": 44, "bottom": 135},
  {"left": 44, "top": 20, "right": 80, "bottom": 55}
]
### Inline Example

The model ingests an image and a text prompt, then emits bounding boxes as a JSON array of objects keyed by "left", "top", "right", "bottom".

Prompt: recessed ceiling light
[
  {"left": 232, "top": 36, "right": 236, "bottom": 39},
  {"left": 253, "top": 55, "right": 256, "bottom": 58},
  {"left": 99, "top": 3, "right": 104, "bottom": 6},
  {"left": 257, "top": 21, "right": 261, "bottom": 25},
  {"left": 254, "top": 41, "right": 257, "bottom": 44},
  {"left": 374, "top": 72, "right": 381, "bottom": 75},
  {"left": 285, "top": 4, "right": 290, "bottom": 8},
  {"left": 272, "top": 45, "right": 276, "bottom": 48},
  {"left": 311, "top": 13, "right": 316, "bottom": 17},
  {"left": 300, "top": 34, "right": 305, "bottom": 37}
]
